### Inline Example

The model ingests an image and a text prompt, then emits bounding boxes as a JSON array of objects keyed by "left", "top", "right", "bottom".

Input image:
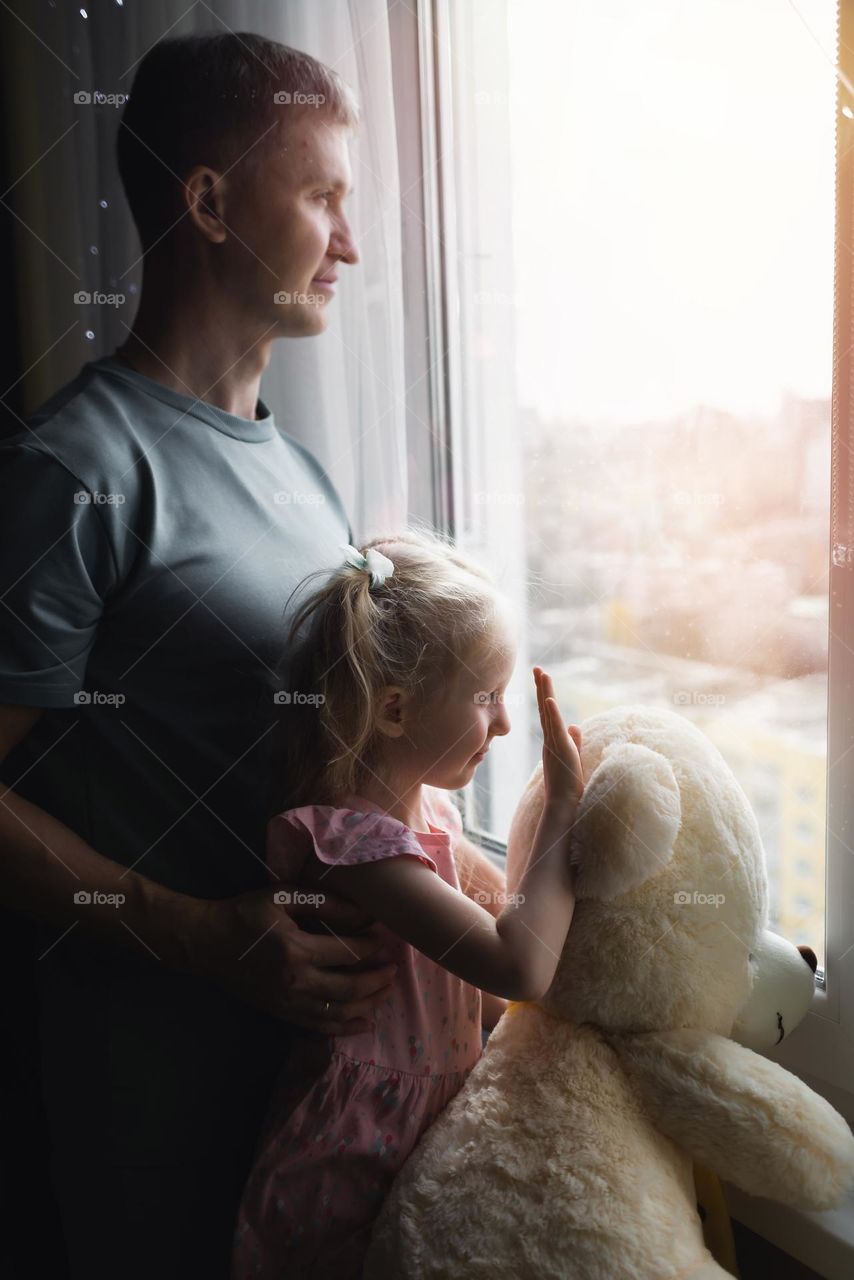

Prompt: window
[{"left": 433, "top": 0, "right": 837, "bottom": 981}]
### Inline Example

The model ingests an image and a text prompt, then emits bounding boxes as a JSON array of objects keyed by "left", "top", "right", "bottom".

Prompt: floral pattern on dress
[{"left": 231, "top": 787, "right": 482, "bottom": 1280}]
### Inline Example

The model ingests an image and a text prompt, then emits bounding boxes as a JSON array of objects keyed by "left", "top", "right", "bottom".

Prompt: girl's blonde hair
[{"left": 269, "top": 525, "right": 507, "bottom": 812}]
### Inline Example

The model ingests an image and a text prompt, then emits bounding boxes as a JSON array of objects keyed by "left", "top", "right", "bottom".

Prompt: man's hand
[{"left": 185, "top": 881, "right": 397, "bottom": 1036}]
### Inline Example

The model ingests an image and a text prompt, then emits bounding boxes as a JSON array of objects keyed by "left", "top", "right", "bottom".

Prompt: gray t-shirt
[{"left": 0, "top": 354, "right": 353, "bottom": 1162}]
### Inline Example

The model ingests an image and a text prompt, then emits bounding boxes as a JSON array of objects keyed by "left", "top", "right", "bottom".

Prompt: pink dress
[{"left": 231, "top": 786, "right": 483, "bottom": 1280}]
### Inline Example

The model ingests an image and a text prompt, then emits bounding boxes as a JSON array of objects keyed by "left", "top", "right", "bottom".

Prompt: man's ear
[
  {"left": 183, "top": 164, "right": 229, "bottom": 245},
  {"left": 374, "top": 685, "right": 410, "bottom": 739}
]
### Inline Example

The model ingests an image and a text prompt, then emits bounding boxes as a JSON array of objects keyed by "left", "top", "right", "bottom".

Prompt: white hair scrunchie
[{"left": 339, "top": 543, "right": 396, "bottom": 588}]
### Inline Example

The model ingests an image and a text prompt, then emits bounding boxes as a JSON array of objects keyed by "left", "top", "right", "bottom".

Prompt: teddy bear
[{"left": 363, "top": 704, "right": 854, "bottom": 1279}]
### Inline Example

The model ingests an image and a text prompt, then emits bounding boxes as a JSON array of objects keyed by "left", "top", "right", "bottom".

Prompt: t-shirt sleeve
[
  {"left": 273, "top": 805, "right": 438, "bottom": 874},
  {"left": 0, "top": 444, "right": 118, "bottom": 707}
]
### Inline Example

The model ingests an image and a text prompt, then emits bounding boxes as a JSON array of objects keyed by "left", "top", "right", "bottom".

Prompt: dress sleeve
[
  {"left": 423, "top": 787, "right": 464, "bottom": 840},
  {"left": 275, "top": 805, "right": 438, "bottom": 873},
  {"left": 266, "top": 810, "right": 315, "bottom": 881}
]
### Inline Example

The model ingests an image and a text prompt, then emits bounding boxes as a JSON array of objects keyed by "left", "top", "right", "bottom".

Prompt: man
[{"left": 0, "top": 30, "right": 504, "bottom": 1280}]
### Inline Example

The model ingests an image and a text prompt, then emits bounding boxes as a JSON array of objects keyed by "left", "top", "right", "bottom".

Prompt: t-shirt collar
[{"left": 90, "top": 354, "right": 277, "bottom": 443}]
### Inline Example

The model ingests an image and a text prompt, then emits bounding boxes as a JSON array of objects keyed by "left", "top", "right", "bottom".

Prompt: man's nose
[{"left": 332, "top": 215, "right": 360, "bottom": 266}]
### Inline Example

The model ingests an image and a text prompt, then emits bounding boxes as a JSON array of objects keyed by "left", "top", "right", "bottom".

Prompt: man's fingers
[
  {"left": 272, "top": 885, "right": 375, "bottom": 930},
  {"left": 289, "top": 931, "right": 387, "bottom": 971},
  {"left": 290, "top": 1015, "right": 373, "bottom": 1037},
  {"left": 284, "top": 980, "right": 397, "bottom": 1034},
  {"left": 303, "top": 963, "right": 399, "bottom": 1005}
]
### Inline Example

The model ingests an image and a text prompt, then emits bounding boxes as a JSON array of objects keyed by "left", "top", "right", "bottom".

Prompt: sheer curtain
[{"left": 0, "top": 0, "right": 407, "bottom": 538}]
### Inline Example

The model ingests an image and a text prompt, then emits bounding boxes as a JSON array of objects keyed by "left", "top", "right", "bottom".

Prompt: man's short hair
[{"left": 116, "top": 31, "right": 360, "bottom": 253}]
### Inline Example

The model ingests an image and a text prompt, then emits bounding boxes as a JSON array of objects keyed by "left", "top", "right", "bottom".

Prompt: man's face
[{"left": 215, "top": 110, "right": 359, "bottom": 338}]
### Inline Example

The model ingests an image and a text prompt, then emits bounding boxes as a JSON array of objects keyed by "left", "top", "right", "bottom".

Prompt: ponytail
[{"left": 269, "top": 526, "right": 501, "bottom": 812}]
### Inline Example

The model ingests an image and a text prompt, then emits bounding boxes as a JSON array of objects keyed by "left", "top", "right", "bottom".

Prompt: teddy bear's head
[{"left": 506, "top": 704, "right": 808, "bottom": 1038}]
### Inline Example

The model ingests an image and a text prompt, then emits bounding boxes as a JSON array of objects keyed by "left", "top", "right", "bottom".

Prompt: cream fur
[{"left": 364, "top": 705, "right": 854, "bottom": 1279}]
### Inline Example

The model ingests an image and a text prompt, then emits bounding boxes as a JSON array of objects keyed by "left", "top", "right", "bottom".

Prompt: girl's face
[{"left": 406, "top": 609, "right": 517, "bottom": 790}]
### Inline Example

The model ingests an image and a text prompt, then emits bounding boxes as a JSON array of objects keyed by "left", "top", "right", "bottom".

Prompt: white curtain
[{"left": 1, "top": 0, "right": 407, "bottom": 538}]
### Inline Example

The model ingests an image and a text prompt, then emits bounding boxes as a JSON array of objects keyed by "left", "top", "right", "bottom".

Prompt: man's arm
[
  {"left": 454, "top": 831, "right": 510, "bottom": 1028},
  {"left": 0, "top": 704, "right": 199, "bottom": 967},
  {"left": 0, "top": 704, "right": 396, "bottom": 1032}
]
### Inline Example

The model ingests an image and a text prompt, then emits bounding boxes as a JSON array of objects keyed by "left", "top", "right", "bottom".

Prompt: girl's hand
[{"left": 534, "top": 666, "right": 583, "bottom": 812}]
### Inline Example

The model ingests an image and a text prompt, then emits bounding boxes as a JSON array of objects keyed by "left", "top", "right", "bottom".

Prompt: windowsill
[{"left": 724, "top": 1183, "right": 854, "bottom": 1280}]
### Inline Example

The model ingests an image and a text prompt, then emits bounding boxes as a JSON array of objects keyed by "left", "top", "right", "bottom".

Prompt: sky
[{"left": 505, "top": 0, "right": 839, "bottom": 426}]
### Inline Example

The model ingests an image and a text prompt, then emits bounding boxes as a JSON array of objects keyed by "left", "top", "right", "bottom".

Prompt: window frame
[
  {"left": 771, "top": 0, "right": 854, "bottom": 1123},
  {"left": 401, "top": 0, "right": 854, "bottom": 1121},
  {"left": 393, "top": 0, "right": 535, "bottom": 852}
]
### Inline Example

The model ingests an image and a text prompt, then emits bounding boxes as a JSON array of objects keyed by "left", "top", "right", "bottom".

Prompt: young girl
[{"left": 231, "top": 528, "right": 583, "bottom": 1280}]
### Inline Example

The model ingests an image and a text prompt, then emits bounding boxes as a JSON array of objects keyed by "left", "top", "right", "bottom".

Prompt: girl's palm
[{"left": 533, "top": 666, "right": 583, "bottom": 808}]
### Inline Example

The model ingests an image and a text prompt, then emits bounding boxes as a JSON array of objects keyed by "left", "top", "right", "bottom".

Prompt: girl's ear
[{"left": 374, "top": 685, "right": 410, "bottom": 739}]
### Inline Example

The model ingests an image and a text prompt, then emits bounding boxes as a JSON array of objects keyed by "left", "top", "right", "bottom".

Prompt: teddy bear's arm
[{"left": 608, "top": 1026, "right": 854, "bottom": 1210}]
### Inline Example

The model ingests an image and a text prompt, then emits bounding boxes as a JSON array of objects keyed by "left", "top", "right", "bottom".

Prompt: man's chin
[{"left": 275, "top": 306, "right": 329, "bottom": 338}]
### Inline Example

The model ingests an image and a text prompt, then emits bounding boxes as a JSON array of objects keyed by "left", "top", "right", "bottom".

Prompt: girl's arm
[
  {"left": 314, "top": 669, "right": 583, "bottom": 1003},
  {"left": 481, "top": 992, "right": 509, "bottom": 1029},
  {"left": 453, "top": 831, "right": 510, "bottom": 1027},
  {"left": 453, "top": 831, "right": 506, "bottom": 905},
  {"left": 314, "top": 795, "right": 576, "bottom": 1001}
]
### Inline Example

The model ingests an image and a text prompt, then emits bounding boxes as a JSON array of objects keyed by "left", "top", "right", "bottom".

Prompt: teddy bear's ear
[{"left": 571, "top": 742, "right": 681, "bottom": 900}]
